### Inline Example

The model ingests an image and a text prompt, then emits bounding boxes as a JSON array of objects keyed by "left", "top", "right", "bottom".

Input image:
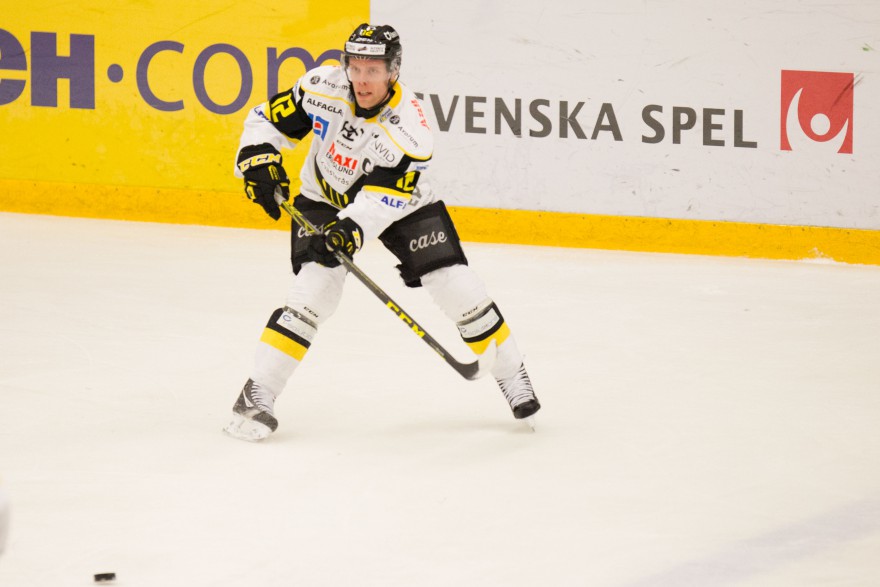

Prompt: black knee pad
[
  {"left": 289, "top": 195, "right": 339, "bottom": 274},
  {"left": 379, "top": 201, "right": 468, "bottom": 287}
]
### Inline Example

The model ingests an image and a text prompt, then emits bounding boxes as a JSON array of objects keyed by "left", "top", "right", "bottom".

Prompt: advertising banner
[
  {"left": 373, "top": 0, "right": 879, "bottom": 231},
  {"left": 1, "top": 1, "right": 878, "bottom": 263},
  {"left": 1, "top": 1, "right": 368, "bottom": 225}
]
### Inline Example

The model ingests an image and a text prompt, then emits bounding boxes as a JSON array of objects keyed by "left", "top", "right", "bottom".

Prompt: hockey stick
[{"left": 279, "top": 199, "right": 496, "bottom": 381}]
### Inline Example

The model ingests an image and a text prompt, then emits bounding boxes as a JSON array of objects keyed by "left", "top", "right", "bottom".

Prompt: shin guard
[
  {"left": 457, "top": 302, "right": 511, "bottom": 355},
  {"left": 253, "top": 306, "right": 318, "bottom": 394},
  {"left": 260, "top": 306, "right": 317, "bottom": 361}
]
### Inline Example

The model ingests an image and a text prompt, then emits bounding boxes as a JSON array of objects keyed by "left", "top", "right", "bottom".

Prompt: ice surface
[{"left": 1, "top": 212, "right": 879, "bottom": 586}]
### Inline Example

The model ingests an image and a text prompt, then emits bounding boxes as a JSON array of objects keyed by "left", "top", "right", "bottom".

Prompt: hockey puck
[{"left": 94, "top": 572, "right": 116, "bottom": 583}]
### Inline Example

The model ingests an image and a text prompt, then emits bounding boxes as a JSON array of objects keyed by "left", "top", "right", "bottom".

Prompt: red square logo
[{"left": 781, "top": 70, "right": 854, "bottom": 154}]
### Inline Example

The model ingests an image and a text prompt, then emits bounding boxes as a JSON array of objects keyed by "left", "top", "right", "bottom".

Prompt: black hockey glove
[
  {"left": 306, "top": 217, "right": 364, "bottom": 268},
  {"left": 236, "top": 143, "right": 290, "bottom": 220}
]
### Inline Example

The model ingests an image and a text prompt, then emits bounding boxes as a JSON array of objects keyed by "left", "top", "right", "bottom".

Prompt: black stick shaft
[{"left": 280, "top": 200, "right": 488, "bottom": 380}]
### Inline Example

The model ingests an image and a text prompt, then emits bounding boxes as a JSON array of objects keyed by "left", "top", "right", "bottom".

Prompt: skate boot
[
  {"left": 223, "top": 379, "right": 278, "bottom": 442},
  {"left": 496, "top": 363, "right": 541, "bottom": 425}
]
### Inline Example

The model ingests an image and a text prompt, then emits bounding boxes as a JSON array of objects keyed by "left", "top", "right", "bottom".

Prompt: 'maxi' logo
[
  {"left": 781, "top": 70, "right": 854, "bottom": 154},
  {"left": 0, "top": 29, "right": 339, "bottom": 114}
]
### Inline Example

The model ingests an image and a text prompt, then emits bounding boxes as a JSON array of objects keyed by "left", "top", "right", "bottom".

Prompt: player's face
[{"left": 346, "top": 58, "right": 392, "bottom": 110}]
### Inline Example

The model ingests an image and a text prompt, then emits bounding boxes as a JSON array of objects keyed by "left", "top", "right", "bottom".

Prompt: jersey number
[{"left": 270, "top": 94, "right": 297, "bottom": 123}]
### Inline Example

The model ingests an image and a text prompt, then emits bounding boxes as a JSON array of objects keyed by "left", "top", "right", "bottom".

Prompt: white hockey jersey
[{"left": 236, "top": 65, "right": 436, "bottom": 240}]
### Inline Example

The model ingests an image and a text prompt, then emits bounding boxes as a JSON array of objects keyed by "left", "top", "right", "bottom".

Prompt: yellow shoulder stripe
[{"left": 375, "top": 123, "right": 431, "bottom": 161}]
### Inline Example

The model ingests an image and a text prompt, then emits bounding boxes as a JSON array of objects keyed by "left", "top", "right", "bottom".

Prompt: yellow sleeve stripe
[
  {"left": 362, "top": 185, "right": 413, "bottom": 199},
  {"left": 260, "top": 328, "right": 309, "bottom": 361},
  {"left": 464, "top": 322, "right": 511, "bottom": 355}
]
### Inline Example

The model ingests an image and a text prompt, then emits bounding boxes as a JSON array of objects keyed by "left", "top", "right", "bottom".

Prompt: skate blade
[{"left": 223, "top": 413, "right": 273, "bottom": 442}]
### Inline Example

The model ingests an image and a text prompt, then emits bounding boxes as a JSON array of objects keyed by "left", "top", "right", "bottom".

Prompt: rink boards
[{"left": 1, "top": 1, "right": 879, "bottom": 264}]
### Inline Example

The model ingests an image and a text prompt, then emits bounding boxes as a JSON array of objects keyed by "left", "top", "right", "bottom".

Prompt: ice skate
[
  {"left": 496, "top": 363, "right": 541, "bottom": 428},
  {"left": 223, "top": 379, "right": 278, "bottom": 442}
]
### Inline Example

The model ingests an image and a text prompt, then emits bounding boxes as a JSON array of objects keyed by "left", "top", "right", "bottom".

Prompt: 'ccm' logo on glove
[{"left": 237, "top": 152, "right": 282, "bottom": 172}]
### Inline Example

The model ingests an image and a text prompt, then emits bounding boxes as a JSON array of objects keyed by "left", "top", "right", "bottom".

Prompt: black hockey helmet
[{"left": 343, "top": 23, "right": 402, "bottom": 79}]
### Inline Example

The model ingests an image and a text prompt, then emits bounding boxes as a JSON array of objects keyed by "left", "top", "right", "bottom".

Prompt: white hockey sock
[
  {"left": 251, "top": 306, "right": 318, "bottom": 397},
  {"left": 492, "top": 336, "right": 526, "bottom": 380},
  {"left": 252, "top": 343, "right": 301, "bottom": 397},
  {"left": 421, "top": 264, "right": 525, "bottom": 379},
  {"left": 251, "top": 263, "right": 347, "bottom": 396}
]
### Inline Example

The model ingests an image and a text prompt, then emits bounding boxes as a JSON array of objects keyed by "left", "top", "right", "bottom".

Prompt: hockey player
[{"left": 224, "top": 23, "right": 540, "bottom": 441}]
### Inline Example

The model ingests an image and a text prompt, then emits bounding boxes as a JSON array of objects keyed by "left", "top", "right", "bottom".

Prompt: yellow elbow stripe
[
  {"left": 260, "top": 328, "right": 310, "bottom": 361},
  {"left": 464, "top": 322, "right": 511, "bottom": 355},
  {"left": 362, "top": 185, "right": 413, "bottom": 200}
]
